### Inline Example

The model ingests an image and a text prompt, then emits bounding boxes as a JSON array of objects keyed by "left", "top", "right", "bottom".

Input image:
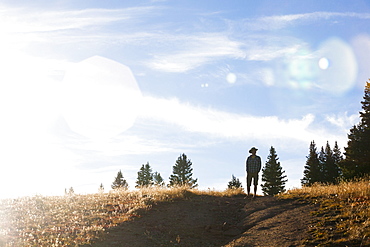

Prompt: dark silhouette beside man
[{"left": 246, "top": 147, "right": 261, "bottom": 197}]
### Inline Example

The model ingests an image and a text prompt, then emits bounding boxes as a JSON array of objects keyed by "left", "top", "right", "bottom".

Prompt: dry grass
[
  {"left": 6, "top": 182, "right": 370, "bottom": 246},
  {"left": 0, "top": 187, "right": 245, "bottom": 247},
  {"left": 279, "top": 180, "right": 370, "bottom": 246},
  {"left": 3, "top": 183, "right": 369, "bottom": 246}
]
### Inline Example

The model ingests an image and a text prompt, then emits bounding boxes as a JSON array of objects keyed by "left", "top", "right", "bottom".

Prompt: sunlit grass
[
  {"left": 3, "top": 182, "right": 369, "bottom": 246},
  {"left": 279, "top": 180, "right": 370, "bottom": 246},
  {"left": 0, "top": 187, "right": 245, "bottom": 246}
]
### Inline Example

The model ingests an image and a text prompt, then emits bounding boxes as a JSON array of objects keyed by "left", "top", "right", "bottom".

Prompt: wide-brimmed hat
[{"left": 249, "top": 147, "right": 258, "bottom": 153}]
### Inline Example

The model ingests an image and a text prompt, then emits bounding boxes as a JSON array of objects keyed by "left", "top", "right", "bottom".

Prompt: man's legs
[
  {"left": 253, "top": 173, "right": 259, "bottom": 197},
  {"left": 246, "top": 173, "right": 252, "bottom": 196}
]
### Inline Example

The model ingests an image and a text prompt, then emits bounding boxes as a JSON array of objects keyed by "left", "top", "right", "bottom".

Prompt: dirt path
[{"left": 90, "top": 195, "right": 317, "bottom": 247}]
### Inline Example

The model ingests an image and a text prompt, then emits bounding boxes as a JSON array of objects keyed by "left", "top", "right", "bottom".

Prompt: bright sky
[{"left": 0, "top": 0, "right": 369, "bottom": 198}]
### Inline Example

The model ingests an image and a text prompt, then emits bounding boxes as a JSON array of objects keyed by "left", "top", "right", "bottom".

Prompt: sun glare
[{"left": 0, "top": 44, "right": 69, "bottom": 198}]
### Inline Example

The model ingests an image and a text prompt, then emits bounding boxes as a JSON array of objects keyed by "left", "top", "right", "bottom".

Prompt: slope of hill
[
  {"left": 90, "top": 194, "right": 316, "bottom": 247},
  {"left": 1, "top": 182, "right": 369, "bottom": 246}
]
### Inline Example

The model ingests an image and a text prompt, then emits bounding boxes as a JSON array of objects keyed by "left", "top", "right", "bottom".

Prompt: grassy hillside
[
  {"left": 0, "top": 182, "right": 369, "bottom": 246},
  {"left": 279, "top": 179, "right": 370, "bottom": 246},
  {"left": 0, "top": 187, "right": 244, "bottom": 246}
]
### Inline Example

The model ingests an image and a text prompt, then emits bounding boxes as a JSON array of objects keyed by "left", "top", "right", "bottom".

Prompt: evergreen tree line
[
  {"left": 104, "top": 153, "right": 198, "bottom": 191},
  {"left": 228, "top": 146, "right": 288, "bottom": 196},
  {"left": 301, "top": 141, "right": 342, "bottom": 186},
  {"left": 302, "top": 80, "right": 370, "bottom": 185},
  {"left": 107, "top": 147, "right": 288, "bottom": 197}
]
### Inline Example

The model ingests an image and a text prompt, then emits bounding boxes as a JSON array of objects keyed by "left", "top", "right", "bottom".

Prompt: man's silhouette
[{"left": 246, "top": 147, "right": 261, "bottom": 197}]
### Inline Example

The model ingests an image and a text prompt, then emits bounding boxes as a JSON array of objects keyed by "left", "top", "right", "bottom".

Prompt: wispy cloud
[
  {"left": 245, "top": 44, "right": 300, "bottom": 61},
  {"left": 140, "top": 11, "right": 370, "bottom": 72},
  {"left": 325, "top": 112, "right": 359, "bottom": 132},
  {"left": 145, "top": 33, "right": 307, "bottom": 72},
  {"left": 0, "top": 4, "right": 305, "bottom": 73},
  {"left": 0, "top": 5, "right": 159, "bottom": 33},
  {"left": 146, "top": 33, "right": 246, "bottom": 72},
  {"left": 138, "top": 96, "right": 342, "bottom": 145},
  {"left": 0, "top": 5, "right": 329, "bottom": 75},
  {"left": 247, "top": 12, "right": 370, "bottom": 30}
]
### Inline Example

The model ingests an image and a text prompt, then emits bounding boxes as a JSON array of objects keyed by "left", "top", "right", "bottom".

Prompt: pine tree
[
  {"left": 111, "top": 170, "right": 128, "bottom": 190},
  {"left": 153, "top": 172, "right": 165, "bottom": 187},
  {"left": 323, "top": 141, "right": 340, "bottom": 184},
  {"left": 65, "top": 187, "right": 75, "bottom": 196},
  {"left": 69, "top": 187, "right": 74, "bottom": 195},
  {"left": 342, "top": 81, "right": 370, "bottom": 179},
  {"left": 136, "top": 162, "right": 153, "bottom": 188},
  {"left": 227, "top": 174, "right": 242, "bottom": 189},
  {"left": 318, "top": 146, "right": 325, "bottom": 176},
  {"left": 333, "top": 141, "right": 343, "bottom": 177},
  {"left": 261, "top": 146, "right": 287, "bottom": 195},
  {"left": 301, "top": 141, "right": 321, "bottom": 186},
  {"left": 99, "top": 183, "right": 104, "bottom": 193},
  {"left": 168, "top": 153, "right": 198, "bottom": 188}
]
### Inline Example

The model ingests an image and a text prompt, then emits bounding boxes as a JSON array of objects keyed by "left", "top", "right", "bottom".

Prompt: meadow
[
  {"left": 0, "top": 187, "right": 243, "bottom": 247},
  {"left": 0, "top": 182, "right": 369, "bottom": 246}
]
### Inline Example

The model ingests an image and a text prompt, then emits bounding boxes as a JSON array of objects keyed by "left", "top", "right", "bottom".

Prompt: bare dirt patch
[{"left": 90, "top": 194, "right": 317, "bottom": 247}]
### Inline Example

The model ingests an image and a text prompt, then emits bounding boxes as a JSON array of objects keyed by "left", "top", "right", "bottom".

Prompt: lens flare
[
  {"left": 317, "top": 38, "right": 358, "bottom": 95},
  {"left": 277, "top": 38, "right": 358, "bottom": 95},
  {"left": 281, "top": 48, "right": 317, "bottom": 90},
  {"left": 62, "top": 56, "right": 142, "bottom": 139},
  {"left": 226, "top": 73, "right": 237, "bottom": 84},
  {"left": 318, "top": 57, "right": 329, "bottom": 70}
]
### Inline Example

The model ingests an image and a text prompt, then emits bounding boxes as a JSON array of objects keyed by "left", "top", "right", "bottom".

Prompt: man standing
[{"left": 246, "top": 147, "right": 262, "bottom": 197}]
